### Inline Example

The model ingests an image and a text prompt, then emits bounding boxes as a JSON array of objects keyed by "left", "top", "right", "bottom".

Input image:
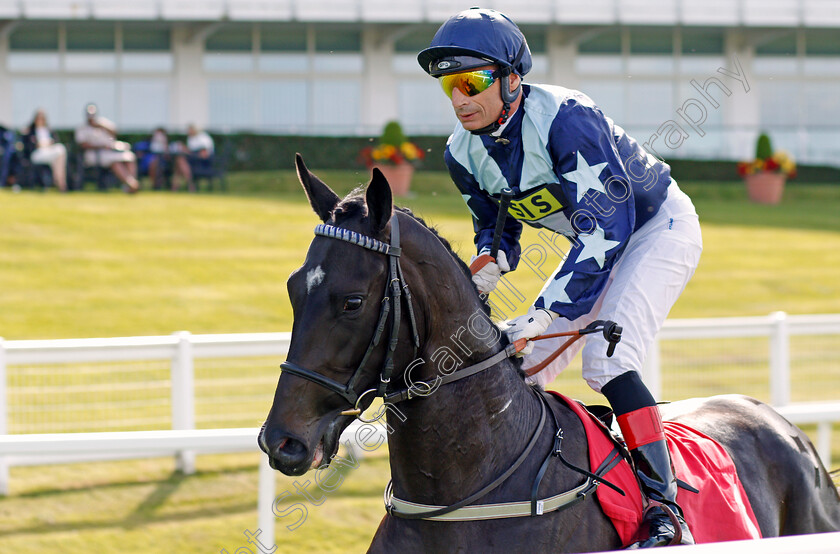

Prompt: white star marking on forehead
[
  {"left": 542, "top": 272, "right": 574, "bottom": 304},
  {"left": 306, "top": 265, "right": 325, "bottom": 294},
  {"left": 575, "top": 224, "right": 621, "bottom": 269},
  {"left": 562, "top": 152, "right": 608, "bottom": 202}
]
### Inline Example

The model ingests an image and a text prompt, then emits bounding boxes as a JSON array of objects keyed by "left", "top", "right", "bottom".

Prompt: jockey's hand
[
  {"left": 504, "top": 307, "right": 558, "bottom": 356},
  {"left": 470, "top": 250, "right": 510, "bottom": 294}
]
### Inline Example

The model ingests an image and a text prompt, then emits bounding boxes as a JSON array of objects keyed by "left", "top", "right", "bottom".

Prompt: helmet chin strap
[{"left": 469, "top": 70, "right": 521, "bottom": 136}]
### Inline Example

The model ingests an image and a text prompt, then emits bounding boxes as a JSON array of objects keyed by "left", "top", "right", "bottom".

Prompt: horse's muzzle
[{"left": 258, "top": 425, "right": 313, "bottom": 476}]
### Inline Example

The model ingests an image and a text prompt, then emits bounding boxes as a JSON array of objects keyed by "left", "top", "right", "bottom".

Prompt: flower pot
[
  {"left": 745, "top": 172, "right": 786, "bottom": 205},
  {"left": 373, "top": 163, "right": 414, "bottom": 197}
]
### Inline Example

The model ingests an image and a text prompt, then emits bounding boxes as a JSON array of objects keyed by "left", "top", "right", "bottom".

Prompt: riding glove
[
  {"left": 504, "top": 307, "right": 559, "bottom": 356},
  {"left": 470, "top": 249, "right": 510, "bottom": 293}
]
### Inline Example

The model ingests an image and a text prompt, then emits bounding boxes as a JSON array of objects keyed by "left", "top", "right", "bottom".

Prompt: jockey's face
[{"left": 447, "top": 65, "right": 521, "bottom": 132}]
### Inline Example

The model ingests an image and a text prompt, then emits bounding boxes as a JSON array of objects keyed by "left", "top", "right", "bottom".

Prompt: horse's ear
[
  {"left": 366, "top": 167, "right": 393, "bottom": 234},
  {"left": 295, "top": 153, "right": 340, "bottom": 222}
]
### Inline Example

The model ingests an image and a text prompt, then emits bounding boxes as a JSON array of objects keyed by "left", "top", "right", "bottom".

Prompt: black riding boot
[
  {"left": 625, "top": 437, "right": 694, "bottom": 548},
  {"left": 601, "top": 371, "right": 694, "bottom": 548}
]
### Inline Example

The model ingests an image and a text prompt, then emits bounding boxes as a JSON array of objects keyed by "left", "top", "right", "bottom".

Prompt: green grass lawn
[
  {"left": 0, "top": 172, "right": 839, "bottom": 552},
  {"left": 2, "top": 173, "right": 839, "bottom": 339}
]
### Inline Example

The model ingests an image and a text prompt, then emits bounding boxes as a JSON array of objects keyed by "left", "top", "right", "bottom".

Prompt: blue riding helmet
[
  {"left": 417, "top": 8, "right": 531, "bottom": 135},
  {"left": 417, "top": 7, "right": 532, "bottom": 79}
]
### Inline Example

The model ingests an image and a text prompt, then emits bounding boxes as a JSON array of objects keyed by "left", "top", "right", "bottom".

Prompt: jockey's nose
[{"left": 451, "top": 87, "right": 470, "bottom": 107}]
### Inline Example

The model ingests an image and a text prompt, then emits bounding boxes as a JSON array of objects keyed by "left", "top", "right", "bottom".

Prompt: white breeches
[{"left": 523, "top": 181, "right": 703, "bottom": 393}]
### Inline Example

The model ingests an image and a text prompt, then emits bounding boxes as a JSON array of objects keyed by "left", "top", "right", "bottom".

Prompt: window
[
  {"left": 120, "top": 79, "right": 170, "bottom": 129},
  {"left": 261, "top": 26, "right": 307, "bottom": 52},
  {"left": 520, "top": 26, "right": 547, "bottom": 54},
  {"left": 630, "top": 28, "right": 673, "bottom": 55},
  {"left": 806, "top": 30, "right": 840, "bottom": 56},
  {"left": 124, "top": 26, "right": 171, "bottom": 52},
  {"left": 398, "top": 81, "right": 453, "bottom": 133},
  {"left": 11, "top": 78, "right": 62, "bottom": 127},
  {"left": 205, "top": 26, "right": 254, "bottom": 72},
  {"left": 394, "top": 26, "right": 437, "bottom": 53},
  {"left": 65, "top": 23, "right": 116, "bottom": 72},
  {"left": 9, "top": 23, "right": 59, "bottom": 51},
  {"left": 122, "top": 25, "right": 173, "bottom": 73},
  {"left": 311, "top": 80, "right": 360, "bottom": 131},
  {"left": 206, "top": 26, "right": 253, "bottom": 52},
  {"left": 579, "top": 30, "right": 622, "bottom": 54},
  {"left": 66, "top": 23, "right": 115, "bottom": 51},
  {"left": 208, "top": 80, "right": 257, "bottom": 128},
  {"left": 314, "top": 28, "right": 361, "bottom": 52},
  {"left": 682, "top": 29, "right": 724, "bottom": 55},
  {"left": 313, "top": 27, "right": 362, "bottom": 74},
  {"left": 755, "top": 33, "right": 796, "bottom": 56},
  {"left": 63, "top": 78, "right": 118, "bottom": 126},
  {"left": 7, "top": 24, "right": 60, "bottom": 73},
  {"left": 261, "top": 80, "right": 309, "bottom": 130}
]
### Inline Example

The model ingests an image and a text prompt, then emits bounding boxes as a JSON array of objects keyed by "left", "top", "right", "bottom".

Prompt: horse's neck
[
  {"left": 386, "top": 356, "right": 543, "bottom": 504},
  {"left": 385, "top": 221, "right": 546, "bottom": 501}
]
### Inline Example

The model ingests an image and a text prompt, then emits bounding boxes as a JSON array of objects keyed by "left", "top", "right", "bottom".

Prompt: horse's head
[{"left": 260, "top": 155, "right": 439, "bottom": 476}]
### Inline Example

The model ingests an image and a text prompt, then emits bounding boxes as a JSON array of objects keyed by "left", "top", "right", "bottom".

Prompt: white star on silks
[
  {"left": 562, "top": 152, "right": 608, "bottom": 202},
  {"left": 575, "top": 223, "right": 621, "bottom": 269},
  {"left": 543, "top": 272, "right": 574, "bottom": 304}
]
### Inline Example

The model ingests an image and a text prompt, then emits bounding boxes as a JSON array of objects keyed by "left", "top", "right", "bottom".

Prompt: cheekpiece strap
[{"left": 314, "top": 224, "right": 401, "bottom": 257}]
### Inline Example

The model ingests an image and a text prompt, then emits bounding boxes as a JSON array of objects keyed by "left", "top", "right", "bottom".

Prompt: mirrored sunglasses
[{"left": 438, "top": 69, "right": 498, "bottom": 99}]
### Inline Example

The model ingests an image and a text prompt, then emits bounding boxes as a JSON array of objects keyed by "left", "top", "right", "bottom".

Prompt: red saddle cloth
[{"left": 548, "top": 391, "right": 762, "bottom": 546}]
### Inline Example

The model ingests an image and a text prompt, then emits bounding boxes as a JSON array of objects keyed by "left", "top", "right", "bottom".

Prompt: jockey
[{"left": 418, "top": 8, "right": 702, "bottom": 548}]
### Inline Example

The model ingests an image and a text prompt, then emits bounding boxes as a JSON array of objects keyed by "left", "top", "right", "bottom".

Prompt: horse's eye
[{"left": 343, "top": 296, "right": 363, "bottom": 312}]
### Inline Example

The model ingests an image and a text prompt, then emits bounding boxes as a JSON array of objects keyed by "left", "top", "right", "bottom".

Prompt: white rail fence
[
  {"left": 0, "top": 311, "right": 839, "bottom": 547},
  {"left": 0, "top": 423, "right": 385, "bottom": 546},
  {"left": 0, "top": 427, "right": 837, "bottom": 553},
  {"left": 1, "top": 313, "right": 840, "bottom": 476}
]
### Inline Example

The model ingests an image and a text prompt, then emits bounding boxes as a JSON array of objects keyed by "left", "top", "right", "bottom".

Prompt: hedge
[{"left": 50, "top": 131, "right": 840, "bottom": 182}]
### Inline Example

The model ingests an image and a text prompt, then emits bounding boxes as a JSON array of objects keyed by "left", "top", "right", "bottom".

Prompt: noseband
[{"left": 279, "top": 215, "right": 420, "bottom": 412}]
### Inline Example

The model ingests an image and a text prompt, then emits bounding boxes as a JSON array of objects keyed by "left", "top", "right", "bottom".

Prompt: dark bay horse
[{"left": 259, "top": 155, "right": 840, "bottom": 552}]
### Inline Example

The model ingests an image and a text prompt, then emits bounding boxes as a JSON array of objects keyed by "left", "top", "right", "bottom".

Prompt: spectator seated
[
  {"left": 0, "top": 126, "right": 18, "bottom": 188},
  {"left": 188, "top": 147, "right": 228, "bottom": 192},
  {"left": 16, "top": 136, "right": 54, "bottom": 191},
  {"left": 71, "top": 145, "right": 120, "bottom": 191},
  {"left": 185, "top": 125, "right": 226, "bottom": 192},
  {"left": 134, "top": 140, "right": 172, "bottom": 190}
]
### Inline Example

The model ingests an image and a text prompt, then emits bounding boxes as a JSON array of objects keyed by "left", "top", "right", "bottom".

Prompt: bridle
[
  {"left": 279, "top": 214, "right": 628, "bottom": 521},
  {"left": 279, "top": 215, "right": 421, "bottom": 415},
  {"left": 281, "top": 215, "right": 622, "bottom": 419}
]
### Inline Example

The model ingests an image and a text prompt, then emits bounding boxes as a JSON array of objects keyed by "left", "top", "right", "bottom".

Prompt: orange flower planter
[
  {"left": 745, "top": 172, "right": 786, "bottom": 205},
  {"left": 373, "top": 163, "right": 414, "bottom": 197}
]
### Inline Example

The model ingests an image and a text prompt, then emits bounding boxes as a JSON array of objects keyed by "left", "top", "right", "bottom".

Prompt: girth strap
[
  {"left": 386, "top": 476, "right": 596, "bottom": 522},
  {"left": 386, "top": 390, "right": 627, "bottom": 523}
]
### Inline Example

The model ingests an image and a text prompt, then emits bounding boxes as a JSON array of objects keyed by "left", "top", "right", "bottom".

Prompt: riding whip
[{"left": 470, "top": 187, "right": 514, "bottom": 277}]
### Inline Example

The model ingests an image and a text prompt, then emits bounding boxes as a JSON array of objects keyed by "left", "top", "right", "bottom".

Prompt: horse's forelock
[
  {"left": 331, "top": 189, "right": 367, "bottom": 226},
  {"left": 328, "top": 191, "right": 491, "bottom": 316}
]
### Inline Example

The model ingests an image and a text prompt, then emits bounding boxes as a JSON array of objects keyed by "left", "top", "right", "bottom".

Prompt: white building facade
[{"left": 1, "top": 0, "right": 839, "bottom": 163}]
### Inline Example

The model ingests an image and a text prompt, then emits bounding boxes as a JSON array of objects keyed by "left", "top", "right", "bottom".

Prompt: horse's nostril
[
  {"left": 261, "top": 427, "right": 311, "bottom": 474},
  {"left": 274, "top": 436, "right": 306, "bottom": 459}
]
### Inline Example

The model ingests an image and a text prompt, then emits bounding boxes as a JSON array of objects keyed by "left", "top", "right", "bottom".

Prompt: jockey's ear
[
  {"left": 366, "top": 168, "right": 393, "bottom": 235},
  {"left": 295, "top": 153, "right": 340, "bottom": 223}
]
